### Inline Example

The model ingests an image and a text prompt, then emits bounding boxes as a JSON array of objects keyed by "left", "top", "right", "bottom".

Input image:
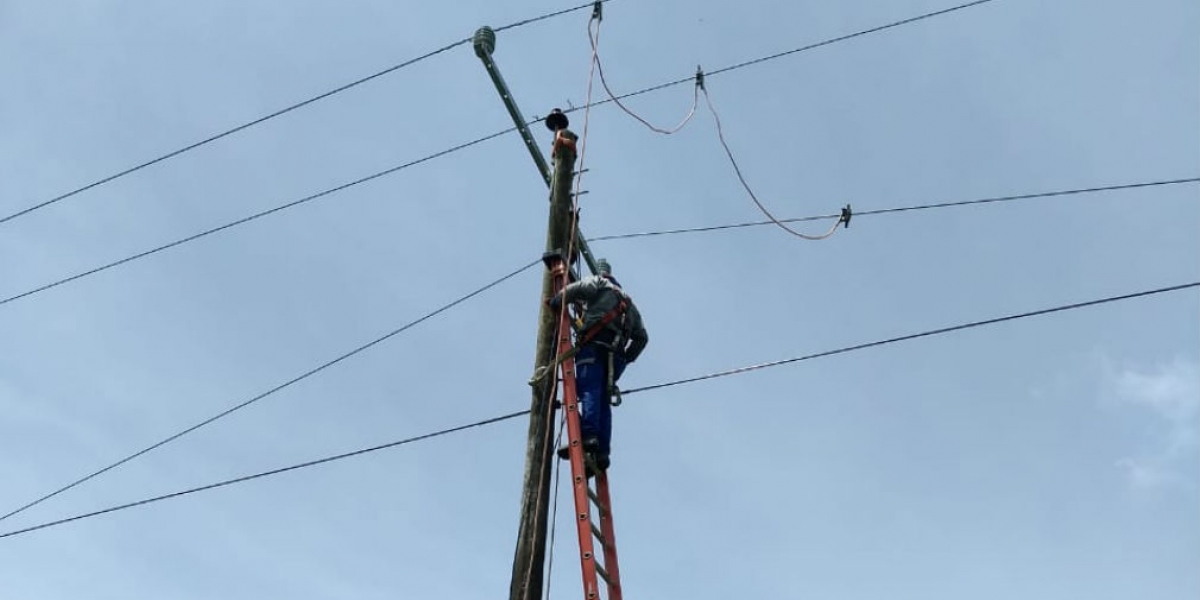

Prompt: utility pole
[
  {"left": 471, "top": 26, "right": 580, "bottom": 600},
  {"left": 473, "top": 25, "right": 602, "bottom": 276}
]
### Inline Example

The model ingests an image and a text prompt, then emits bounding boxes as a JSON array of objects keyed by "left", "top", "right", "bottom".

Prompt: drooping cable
[
  {"left": 2, "top": 0, "right": 1005, "bottom": 306},
  {"left": 591, "top": 19, "right": 698, "bottom": 134},
  {"left": 703, "top": 88, "right": 846, "bottom": 241},
  {"left": 566, "top": 0, "right": 1002, "bottom": 118},
  {"left": 525, "top": 8, "right": 605, "bottom": 596}
]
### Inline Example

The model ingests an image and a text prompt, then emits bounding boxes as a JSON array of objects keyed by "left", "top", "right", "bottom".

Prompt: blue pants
[{"left": 575, "top": 343, "right": 627, "bottom": 456}]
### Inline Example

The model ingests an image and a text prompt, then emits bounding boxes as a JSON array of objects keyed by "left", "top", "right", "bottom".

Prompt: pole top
[
  {"left": 545, "top": 108, "right": 570, "bottom": 132},
  {"left": 472, "top": 26, "right": 496, "bottom": 58}
]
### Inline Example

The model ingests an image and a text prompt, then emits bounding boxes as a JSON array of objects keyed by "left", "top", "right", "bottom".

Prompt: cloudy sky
[{"left": 1, "top": 0, "right": 1197, "bottom": 598}]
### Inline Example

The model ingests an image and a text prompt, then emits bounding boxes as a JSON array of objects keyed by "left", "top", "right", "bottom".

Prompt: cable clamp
[
  {"left": 695, "top": 66, "right": 705, "bottom": 91},
  {"left": 592, "top": 0, "right": 603, "bottom": 21},
  {"left": 840, "top": 204, "right": 852, "bottom": 228}
]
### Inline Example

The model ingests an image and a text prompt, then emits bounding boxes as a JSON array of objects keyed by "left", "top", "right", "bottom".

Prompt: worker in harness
[{"left": 549, "top": 258, "right": 648, "bottom": 473}]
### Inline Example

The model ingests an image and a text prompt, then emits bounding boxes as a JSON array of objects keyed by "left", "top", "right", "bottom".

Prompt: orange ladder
[{"left": 547, "top": 255, "right": 624, "bottom": 600}]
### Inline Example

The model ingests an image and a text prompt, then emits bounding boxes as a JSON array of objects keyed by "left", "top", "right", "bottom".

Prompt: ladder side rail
[
  {"left": 594, "top": 472, "right": 623, "bottom": 600},
  {"left": 551, "top": 259, "right": 602, "bottom": 600}
]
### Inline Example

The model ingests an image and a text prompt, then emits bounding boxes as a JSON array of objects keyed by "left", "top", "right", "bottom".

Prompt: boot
[{"left": 557, "top": 436, "right": 602, "bottom": 461}]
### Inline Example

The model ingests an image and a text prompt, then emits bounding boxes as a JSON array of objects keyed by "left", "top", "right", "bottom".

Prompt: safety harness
[
  {"left": 529, "top": 280, "right": 632, "bottom": 401},
  {"left": 575, "top": 282, "right": 631, "bottom": 407}
]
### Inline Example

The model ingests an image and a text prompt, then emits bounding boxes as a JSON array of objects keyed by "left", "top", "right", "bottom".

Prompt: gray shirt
[{"left": 551, "top": 275, "right": 649, "bottom": 362}]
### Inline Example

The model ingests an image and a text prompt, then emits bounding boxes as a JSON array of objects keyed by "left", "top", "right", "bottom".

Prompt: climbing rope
[
  {"left": 526, "top": 5, "right": 605, "bottom": 598},
  {"left": 543, "top": 411, "right": 568, "bottom": 600}
]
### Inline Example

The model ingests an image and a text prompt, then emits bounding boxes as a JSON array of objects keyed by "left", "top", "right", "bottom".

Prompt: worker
[{"left": 549, "top": 258, "right": 648, "bottom": 473}]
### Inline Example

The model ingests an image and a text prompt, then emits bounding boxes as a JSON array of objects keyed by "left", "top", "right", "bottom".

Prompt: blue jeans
[{"left": 575, "top": 343, "right": 627, "bottom": 456}]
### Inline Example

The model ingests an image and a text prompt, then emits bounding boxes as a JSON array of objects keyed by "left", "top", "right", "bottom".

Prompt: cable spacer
[
  {"left": 840, "top": 204, "right": 852, "bottom": 228},
  {"left": 695, "top": 66, "right": 705, "bottom": 90},
  {"left": 592, "top": 0, "right": 603, "bottom": 21}
]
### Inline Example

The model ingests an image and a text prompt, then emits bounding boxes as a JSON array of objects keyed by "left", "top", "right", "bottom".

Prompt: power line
[
  {"left": 0, "top": 0, "right": 608, "bottom": 226},
  {"left": 0, "top": 0, "right": 1009, "bottom": 307},
  {"left": 0, "top": 128, "right": 516, "bottom": 307},
  {"left": 701, "top": 87, "right": 847, "bottom": 241},
  {"left": 0, "top": 410, "right": 530, "bottom": 540},
  {"left": 567, "top": 0, "right": 1002, "bottom": 117},
  {"left": 589, "top": 177, "right": 1200, "bottom": 241},
  {"left": 0, "top": 259, "right": 539, "bottom": 523},
  {"left": 622, "top": 282, "right": 1200, "bottom": 395},
  {"left": 1, "top": 279, "right": 1193, "bottom": 540}
]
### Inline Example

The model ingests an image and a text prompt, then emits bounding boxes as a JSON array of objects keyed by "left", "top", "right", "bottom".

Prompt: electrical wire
[
  {"left": 587, "top": 177, "right": 1200, "bottom": 241},
  {"left": 566, "top": 0, "right": 1002, "bottom": 117},
  {"left": 2, "top": 279, "right": 1193, "bottom": 540},
  {"left": 703, "top": 87, "right": 845, "bottom": 240},
  {"left": 0, "top": 127, "right": 515, "bottom": 307},
  {"left": 591, "top": 17, "right": 698, "bottom": 134},
  {"left": 0, "top": 0, "right": 611, "bottom": 226},
  {"left": 622, "top": 282, "right": 1200, "bottom": 396},
  {"left": 0, "top": 0, "right": 1006, "bottom": 306},
  {"left": 0, "top": 259, "right": 540, "bottom": 523},
  {"left": 0, "top": 409, "right": 530, "bottom": 540}
]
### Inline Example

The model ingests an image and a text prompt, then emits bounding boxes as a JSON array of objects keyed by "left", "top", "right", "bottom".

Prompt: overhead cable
[
  {"left": 2, "top": 279, "right": 1194, "bottom": 539},
  {"left": 589, "top": 177, "right": 1200, "bottom": 241},
  {"left": 0, "top": 0, "right": 610, "bottom": 226},
  {"left": 567, "top": 0, "right": 1003, "bottom": 117},
  {"left": 0, "top": 410, "right": 530, "bottom": 540},
  {"left": 702, "top": 87, "right": 848, "bottom": 240},
  {"left": 0, "top": 128, "right": 515, "bottom": 307},
  {"left": 2, "top": 0, "right": 1006, "bottom": 305},
  {"left": 622, "top": 282, "right": 1200, "bottom": 395},
  {"left": 0, "top": 259, "right": 539, "bottom": 523}
]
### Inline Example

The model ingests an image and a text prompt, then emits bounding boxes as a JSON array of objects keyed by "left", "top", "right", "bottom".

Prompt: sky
[{"left": 1, "top": 0, "right": 1197, "bottom": 598}]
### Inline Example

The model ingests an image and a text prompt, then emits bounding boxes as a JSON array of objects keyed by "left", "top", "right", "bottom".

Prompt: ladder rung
[
  {"left": 595, "top": 561, "right": 611, "bottom": 584},
  {"left": 586, "top": 487, "right": 608, "bottom": 515},
  {"left": 590, "top": 521, "right": 607, "bottom": 548}
]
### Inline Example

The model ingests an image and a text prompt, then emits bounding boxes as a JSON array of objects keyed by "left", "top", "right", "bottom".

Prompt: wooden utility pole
[
  {"left": 472, "top": 26, "right": 585, "bottom": 600},
  {"left": 510, "top": 119, "right": 577, "bottom": 600}
]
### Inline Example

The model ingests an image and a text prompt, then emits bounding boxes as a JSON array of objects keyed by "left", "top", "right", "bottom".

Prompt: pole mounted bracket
[
  {"left": 472, "top": 26, "right": 496, "bottom": 58},
  {"left": 542, "top": 249, "right": 567, "bottom": 270},
  {"left": 473, "top": 23, "right": 601, "bottom": 277}
]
